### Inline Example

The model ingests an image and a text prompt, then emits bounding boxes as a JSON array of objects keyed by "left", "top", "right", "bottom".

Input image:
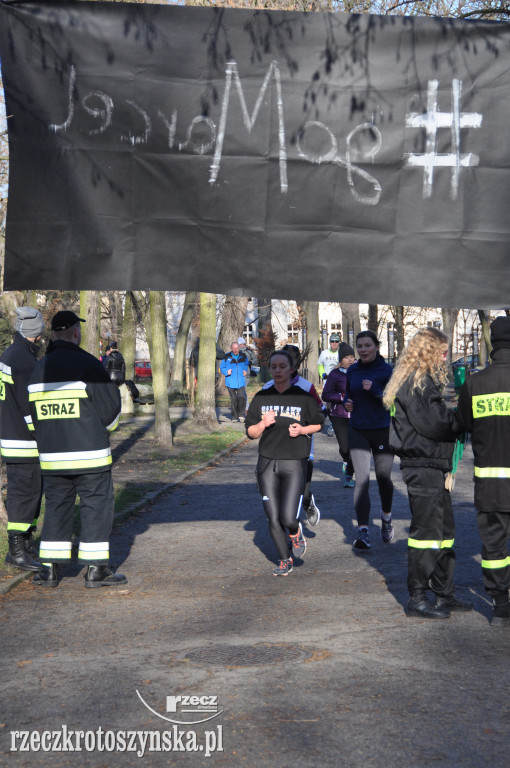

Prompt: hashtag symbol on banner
[{"left": 404, "top": 79, "right": 482, "bottom": 199}]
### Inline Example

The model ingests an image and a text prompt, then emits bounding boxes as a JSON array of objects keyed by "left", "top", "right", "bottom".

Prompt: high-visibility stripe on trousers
[
  {"left": 5, "top": 463, "right": 42, "bottom": 531},
  {"left": 477, "top": 510, "right": 510, "bottom": 598},
  {"left": 40, "top": 472, "right": 114, "bottom": 565},
  {"left": 402, "top": 466, "right": 456, "bottom": 597}
]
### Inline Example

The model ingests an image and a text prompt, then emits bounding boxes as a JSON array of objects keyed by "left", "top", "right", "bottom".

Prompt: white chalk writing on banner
[
  {"left": 404, "top": 79, "right": 482, "bottom": 200},
  {"left": 49, "top": 64, "right": 481, "bottom": 204}
]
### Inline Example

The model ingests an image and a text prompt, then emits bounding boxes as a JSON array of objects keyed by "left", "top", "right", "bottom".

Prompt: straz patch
[
  {"left": 472, "top": 393, "right": 510, "bottom": 418},
  {"left": 35, "top": 399, "right": 80, "bottom": 420}
]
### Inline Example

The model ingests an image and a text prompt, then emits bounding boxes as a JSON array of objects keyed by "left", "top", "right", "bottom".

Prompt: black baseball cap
[{"left": 51, "top": 310, "right": 85, "bottom": 331}]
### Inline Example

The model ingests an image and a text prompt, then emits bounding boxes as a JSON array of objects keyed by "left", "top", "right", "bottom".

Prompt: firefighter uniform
[
  {"left": 456, "top": 317, "right": 510, "bottom": 622},
  {"left": 28, "top": 336, "right": 121, "bottom": 568},
  {"left": 390, "top": 373, "right": 458, "bottom": 599},
  {"left": 0, "top": 307, "right": 45, "bottom": 570}
]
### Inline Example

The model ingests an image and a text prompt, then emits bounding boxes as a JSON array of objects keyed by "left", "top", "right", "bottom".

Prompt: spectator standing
[
  {"left": 28, "top": 311, "right": 126, "bottom": 588},
  {"left": 322, "top": 342, "right": 356, "bottom": 488},
  {"left": 104, "top": 341, "right": 126, "bottom": 385},
  {"left": 345, "top": 330, "right": 394, "bottom": 551},
  {"left": 317, "top": 333, "right": 341, "bottom": 381},
  {"left": 456, "top": 316, "right": 510, "bottom": 626},
  {"left": 0, "top": 307, "right": 45, "bottom": 571},
  {"left": 220, "top": 341, "right": 250, "bottom": 422},
  {"left": 384, "top": 328, "right": 472, "bottom": 619}
]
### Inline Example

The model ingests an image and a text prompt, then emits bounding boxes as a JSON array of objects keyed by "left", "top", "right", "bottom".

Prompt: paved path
[{"left": 1, "top": 430, "right": 509, "bottom": 768}]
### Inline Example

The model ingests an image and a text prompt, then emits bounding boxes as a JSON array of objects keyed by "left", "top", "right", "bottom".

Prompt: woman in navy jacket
[{"left": 345, "top": 331, "right": 394, "bottom": 551}]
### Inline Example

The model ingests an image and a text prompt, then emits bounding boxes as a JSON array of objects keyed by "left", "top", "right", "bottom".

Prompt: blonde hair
[{"left": 383, "top": 328, "right": 449, "bottom": 409}]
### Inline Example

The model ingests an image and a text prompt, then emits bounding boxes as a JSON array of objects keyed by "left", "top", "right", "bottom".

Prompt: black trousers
[
  {"left": 227, "top": 387, "right": 247, "bottom": 419},
  {"left": 402, "top": 466, "right": 455, "bottom": 597},
  {"left": 256, "top": 456, "right": 307, "bottom": 560},
  {"left": 330, "top": 416, "right": 354, "bottom": 475},
  {"left": 477, "top": 510, "right": 510, "bottom": 598},
  {"left": 5, "top": 463, "right": 42, "bottom": 532},
  {"left": 39, "top": 472, "right": 114, "bottom": 565}
]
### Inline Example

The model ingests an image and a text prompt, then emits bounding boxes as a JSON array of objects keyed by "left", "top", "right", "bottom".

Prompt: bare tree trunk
[
  {"left": 256, "top": 298, "right": 273, "bottom": 383},
  {"left": 80, "top": 291, "right": 100, "bottom": 356},
  {"left": 150, "top": 291, "right": 173, "bottom": 449},
  {"left": 392, "top": 306, "right": 405, "bottom": 358},
  {"left": 340, "top": 303, "right": 361, "bottom": 349},
  {"left": 170, "top": 291, "right": 197, "bottom": 393},
  {"left": 478, "top": 309, "right": 492, "bottom": 364},
  {"left": 121, "top": 291, "right": 136, "bottom": 381},
  {"left": 442, "top": 307, "right": 459, "bottom": 376},
  {"left": 216, "top": 296, "right": 249, "bottom": 396},
  {"left": 194, "top": 293, "right": 219, "bottom": 429},
  {"left": 298, "top": 300, "right": 320, "bottom": 386},
  {"left": 368, "top": 304, "right": 378, "bottom": 334}
]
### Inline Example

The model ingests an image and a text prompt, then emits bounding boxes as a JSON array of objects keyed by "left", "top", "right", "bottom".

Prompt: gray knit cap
[{"left": 15, "top": 306, "right": 45, "bottom": 339}]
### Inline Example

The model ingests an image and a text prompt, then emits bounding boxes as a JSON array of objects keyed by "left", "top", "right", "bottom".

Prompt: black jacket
[
  {"left": 28, "top": 340, "right": 121, "bottom": 475},
  {"left": 0, "top": 332, "right": 41, "bottom": 463},
  {"left": 456, "top": 348, "right": 510, "bottom": 511},
  {"left": 105, "top": 350, "right": 126, "bottom": 384},
  {"left": 389, "top": 373, "right": 458, "bottom": 471}
]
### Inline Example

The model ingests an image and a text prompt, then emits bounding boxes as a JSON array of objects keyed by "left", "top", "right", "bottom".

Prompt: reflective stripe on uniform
[
  {"left": 78, "top": 542, "right": 109, "bottom": 560},
  {"left": 107, "top": 413, "right": 120, "bottom": 432},
  {"left": 7, "top": 521, "right": 31, "bottom": 532},
  {"left": 39, "top": 541, "right": 72, "bottom": 560},
  {"left": 472, "top": 392, "right": 510, "bottom": 419},
  {"left": 408, "top": 538, "right": 454, "bottom": 550},
  {"left": 39, "top": 447, "right": 112, "bottom": 471},
  {"left": 0, "top": 362, "right": 14, "bottom": 384},
  {"left": 29, "top": 389, "right": 88, "bottom": 402},
  {"left": 28, "top": 380, "right": 87, "bottom": 395},
  {"left": 474, "top": 466, "right": 510, "bottom": 478},
  {"left": 481, "top": 556, "right": 510, "bottom": 570},
  {"left": 0, "top": 438, "right": 39, "bottom": 458},
  {"left": 24, "top": 415, "right": 35, "bottom": 432}
]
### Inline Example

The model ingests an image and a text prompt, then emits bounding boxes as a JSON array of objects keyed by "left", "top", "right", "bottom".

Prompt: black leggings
[
  {"left": 348, "top": 426, "right": 394, "bottom": 526},
  {"left": 256, "top": 456, "right": 307, "bottom": 560},
  {"left": 330, "top": 416, "right": 354, "bottom": 476}
]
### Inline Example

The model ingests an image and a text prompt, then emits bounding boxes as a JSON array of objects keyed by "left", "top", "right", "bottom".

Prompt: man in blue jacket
[{"left": 220, "top": 341, "right": 250, "bottom": 422}]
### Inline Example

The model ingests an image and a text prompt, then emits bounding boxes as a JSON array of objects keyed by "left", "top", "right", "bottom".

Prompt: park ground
[{"left": 1, "top": 417, "right": 510, "bottom": 768}]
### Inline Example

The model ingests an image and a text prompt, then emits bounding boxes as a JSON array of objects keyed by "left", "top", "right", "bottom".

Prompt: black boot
[
  {"left": 407, "top": 594, "right": 450, "bottom": 619},
  {"left": 33, "top": 564, "right": 59, "bottom": 588},
  {"left": 84, "top": 565, "right": 127, "bottom": 589},
  {"left": 491, "top": 594, "right": 510, "bottom": 627},
  {"left": 4, "top": 532, "right": 42, "bottom": 572},
  {"left": 434, "top": 595, "right": 473, "bottom": 612},
  {"left": 23, "top": 529, "right": 39, "bottom": 558}
]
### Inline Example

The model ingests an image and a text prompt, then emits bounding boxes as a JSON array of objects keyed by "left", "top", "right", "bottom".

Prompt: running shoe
[
  {"left": 304, "top": 496, "right": 320, "bottom": 526},
  {"left": 353, "top": 528, "right": 371, "bottom": 551},
  {"left": 273, "top": 558, "right": 293, "bottom": 576},
  {"left": 327, "top": 426, "right": 335, "bottom": 437},
  {"left": 289, "top": 522, "right": 307, "bottom": 558},
  {"left": 380, "top": 513, "right": 394, "bottom": 543},
  {"left": 343, "top": 475, "right": 355, "bottom": 488}
]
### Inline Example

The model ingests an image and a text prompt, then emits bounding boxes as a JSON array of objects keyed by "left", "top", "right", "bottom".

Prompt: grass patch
[{"left": 156, "top": 427, "right": 242, "bottom": 472}]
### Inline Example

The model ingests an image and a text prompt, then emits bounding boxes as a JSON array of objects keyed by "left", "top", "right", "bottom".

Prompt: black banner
[{"left": 1, "top": 1, "right": 509, "bottom": 307}]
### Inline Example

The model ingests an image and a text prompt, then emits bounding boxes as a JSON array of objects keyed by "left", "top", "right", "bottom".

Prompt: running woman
[
  {"left": 322, "top": 341, "right": 356, "bottom": 488},
  {"left": 245, "top": 350, "right": 325, "bottom": 576},
  {"left": 345, "top": 331, "right": 394, "bottom": 551},
  {"left": 263, "top": 344, "right": 327, "bottom": 525}
]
